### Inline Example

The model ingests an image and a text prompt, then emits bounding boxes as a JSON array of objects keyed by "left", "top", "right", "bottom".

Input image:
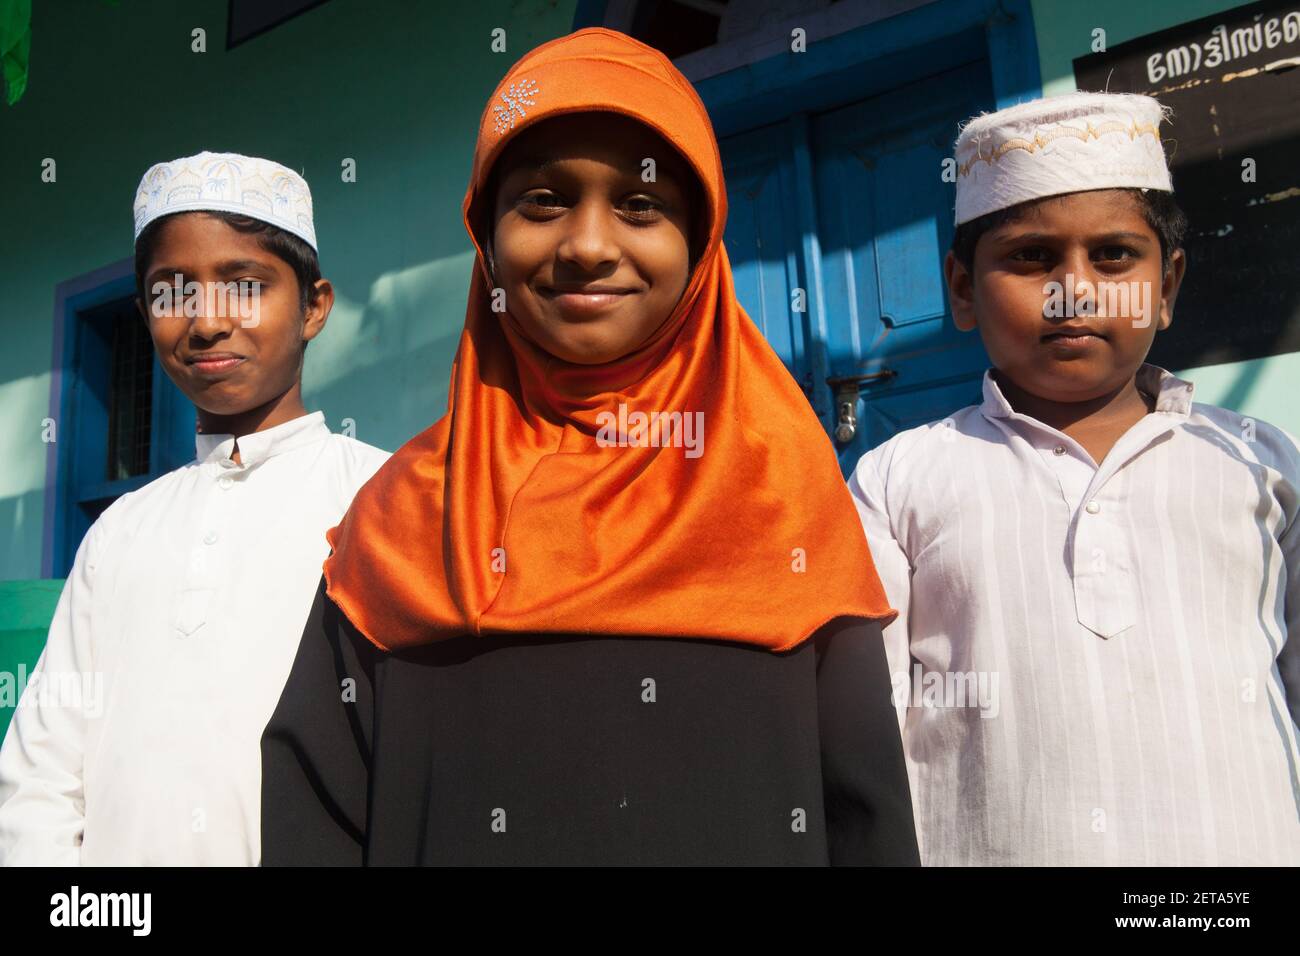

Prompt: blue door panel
[
  {"left": 811, "top": 62, "right": 991, "bottom": 379},
  {"left": 871, "top": 142, "right": 950, "bottom": 329},
  {"left": 720, "top": 122, "right": 810, "bottom": 391},
  {"left": 814, "top": 147, "right": 881, "bottom": 365},
  {"left": 718, "top": 61, "right": 998, "bottom": 472}
]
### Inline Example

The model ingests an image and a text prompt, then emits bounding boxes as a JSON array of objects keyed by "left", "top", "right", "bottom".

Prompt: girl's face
[{"left": 489, "top": 112, "right": 698, "bottom": 365}]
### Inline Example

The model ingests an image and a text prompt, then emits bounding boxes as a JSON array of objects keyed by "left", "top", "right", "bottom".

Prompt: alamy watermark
[
  {"left": 892, "top": 664, "right": 1000, "bottom": 718},
  {"left": 150, "top": 275, "right": 262, "bottom": 328},
  {"left": 0, "top": 665, "right": 104, "bottom": 718},
  {"left": 50, "top": 886, "right": 150, "bottom": 936},
  {"left": 595, "top": 403, "right": 704, "bottom": 459},
  {"left": 1043, "top": 275, "right": 1154, "bottom": 327}
]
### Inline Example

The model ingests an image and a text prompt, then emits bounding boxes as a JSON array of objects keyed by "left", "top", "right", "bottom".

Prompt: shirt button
[
  {"left": 1085, "top": 500, "right": 1101, "bottom": 515},
  {"left": 218, "top": 476, "right": 233, "bottom": 490},
  {"left": 203, "top": 530, "right": 219, "bottom": 545},
  {"left": 1052, "top": 445, "right": 1066, "bottom": 456}
]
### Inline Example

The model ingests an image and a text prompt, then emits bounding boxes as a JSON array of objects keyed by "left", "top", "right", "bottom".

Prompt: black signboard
[{"left": 1074, "top": 0, "right": 1300, "bottom": 369}]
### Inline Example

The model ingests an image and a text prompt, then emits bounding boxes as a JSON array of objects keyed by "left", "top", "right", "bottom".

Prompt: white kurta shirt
[
  {"left": 849, "top": 365, "right": 1300, "bottom": 866},
  {"left": 0, "top": 411, "right": 388, "bottom": 866}
]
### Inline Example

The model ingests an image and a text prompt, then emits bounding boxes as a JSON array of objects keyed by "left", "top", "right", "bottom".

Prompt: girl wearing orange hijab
[{"left": 260, "top": 28, "right": 917, "bottom": 866}]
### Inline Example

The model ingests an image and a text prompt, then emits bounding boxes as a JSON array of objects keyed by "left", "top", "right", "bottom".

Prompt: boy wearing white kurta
[
  {"left": 850, "top": 93, "right": 1300, "bottom": 866},
  {"left": 0, "top": 152, "right": 389, "bottom": 865}
]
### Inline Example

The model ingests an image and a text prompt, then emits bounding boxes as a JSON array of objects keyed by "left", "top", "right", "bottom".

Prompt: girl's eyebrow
[
  {"left": 512, "top": 153, "right": 560, "bottom": 175},
  {"left": 507, "top": 152, "right": 684, "bottom": 188}
]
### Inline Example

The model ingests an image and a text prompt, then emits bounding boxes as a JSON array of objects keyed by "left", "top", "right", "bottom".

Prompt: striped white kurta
[{"left": 849, "top": 364, "right": 1300, "bottom": 866}]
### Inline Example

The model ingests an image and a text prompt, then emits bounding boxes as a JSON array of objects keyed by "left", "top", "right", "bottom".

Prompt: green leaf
[{"left": 0, "top": 0, "right": 32, "bottom": 106}]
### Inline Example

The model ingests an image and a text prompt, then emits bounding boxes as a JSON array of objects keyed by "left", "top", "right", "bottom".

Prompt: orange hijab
[{"left": 323, "top": 27, "right": 894, "bottom": 653}]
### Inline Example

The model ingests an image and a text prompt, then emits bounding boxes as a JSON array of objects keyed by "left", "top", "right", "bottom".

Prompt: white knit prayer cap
[
  {"left": 133, "top": 151, "right": 317, "bottom": 252},
  {"left": 953, "top": 92, "right": 1173, "bottom": 226}
]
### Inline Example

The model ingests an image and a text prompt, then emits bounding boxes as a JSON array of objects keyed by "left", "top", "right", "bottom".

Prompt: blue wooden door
[
  {"left": 721, "top": 121, "right": 813, "bottom": 399},
  {"left": 721, "top": 61, "right": 994, "bottom": 472}
]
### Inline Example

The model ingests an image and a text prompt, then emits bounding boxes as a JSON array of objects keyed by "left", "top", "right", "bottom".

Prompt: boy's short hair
[
  {"left": 951, "top": 188, "right": 1187, "bottom": 277},
  {"left": 134, "top": 210, "right": 323, "bottom": 315}
]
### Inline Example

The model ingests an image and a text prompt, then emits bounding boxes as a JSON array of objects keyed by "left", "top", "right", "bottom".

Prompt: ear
[
  {"left": 944, "top": 250, "right": 977, "bottom": 332},
  {"left": 1157, "top": 247, "right": 1186, "bottom": 331},
  {"left": 135, "top": 296, "right": 149, "bottom": 322},
  {"left": 302, "top": 279, "right": 334, "bottom": 345}
]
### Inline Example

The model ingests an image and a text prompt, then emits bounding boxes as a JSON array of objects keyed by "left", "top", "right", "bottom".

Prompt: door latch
[{"left": 826, "top": 369, "right": 897, "bottom": 443}]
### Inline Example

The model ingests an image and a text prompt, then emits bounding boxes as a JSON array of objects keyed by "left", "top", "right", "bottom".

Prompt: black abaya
[{"left": 260, "top": 577, "right": 919, "bottom": 866}]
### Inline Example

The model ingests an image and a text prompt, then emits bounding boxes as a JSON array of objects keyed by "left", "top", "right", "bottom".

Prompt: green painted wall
[
  {"left": 2, "top": 0, "right": 1293, "bottom": 590},
  {"left": 0, "top": 579, "right": 63, "bottom": 738},
  {"left": 0, "top": 0, "right": 577, "bottom": 581},
  {"left": 1030, "top": 0, "right": 1300, "bottom": 434}
]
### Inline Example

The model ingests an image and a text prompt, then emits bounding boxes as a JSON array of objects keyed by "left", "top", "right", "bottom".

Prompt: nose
[
  {"left": 1043, "top": 246, "right": 1102, "bottom": 322},
  {"left": 188, "top": 283, "right": 236, "bottom": 342},
  {"left": 555, "top": 198, "right": 620, "bottom": 274},
  {"left": 1049, "top": 245, "right": 1099, "bottom": 286}
]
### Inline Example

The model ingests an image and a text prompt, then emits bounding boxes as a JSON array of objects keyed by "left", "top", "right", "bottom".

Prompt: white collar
[
  {"left": 979, "top": 363, "right": 1194, "bottom": 425},
  {"left": 194, "top": 410, "right": 330, "bottom": 468}
]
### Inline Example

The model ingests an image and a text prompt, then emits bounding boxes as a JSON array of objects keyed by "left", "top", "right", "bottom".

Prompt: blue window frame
[{"left": 43, "top": 259, "right": 195, "bottom": 578}]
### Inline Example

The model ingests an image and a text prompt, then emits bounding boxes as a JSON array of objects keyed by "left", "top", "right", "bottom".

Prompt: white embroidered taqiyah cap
[
  {"left": 953, "top": 91, "right": 1173, "bottom": 226},
  {"left": 133, "top": 150, "right": 318, "bottom": 252}
]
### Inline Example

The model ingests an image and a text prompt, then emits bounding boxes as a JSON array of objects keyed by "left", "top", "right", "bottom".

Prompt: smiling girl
[{"left": 260, "top": 29, "right": 917, "bottom": 866}]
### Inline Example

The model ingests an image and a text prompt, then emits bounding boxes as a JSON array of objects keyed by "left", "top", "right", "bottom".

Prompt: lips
[
  {"left": 540, "top": 285, "right": 636, "bottom": 319},
  {"left": 1041, "top": 327, "right": 1106, "bottom": 343},
  {"left": 186, "top": 352, "right": 247, "bottom": 374}
]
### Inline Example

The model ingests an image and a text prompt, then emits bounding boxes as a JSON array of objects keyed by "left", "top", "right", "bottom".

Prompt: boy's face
[
  {"left": 489, "top": 112, "right": 697, "bottom": 365},
  {"left": 137, "top": 213, "right": 328, "bottom": 418},
  {"left": 945, "top": 189, "right": 1186, "bottom": 405}
]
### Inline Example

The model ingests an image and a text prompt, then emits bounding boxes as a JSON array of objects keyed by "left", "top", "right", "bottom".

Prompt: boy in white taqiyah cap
[
  {"left": 0, "top": 152, "right": 391, "bottom": 865},
  {"left": 849, "top": 92, "right": 1300, "bottom": 866}
]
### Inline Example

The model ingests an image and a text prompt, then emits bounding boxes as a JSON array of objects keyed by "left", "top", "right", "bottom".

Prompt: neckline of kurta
[
  {"left": 194, "top": 410, "right": 331, "bottom": 469},
  {"left": 979, "top": 363, "right": 1195, "bottom": 425}
]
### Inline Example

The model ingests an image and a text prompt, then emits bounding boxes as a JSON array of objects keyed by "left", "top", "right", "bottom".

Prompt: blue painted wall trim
[
  {"left": 986, "top": 0, "right": 1042, "bottom": 107},
  {"left": 691, "top": 0, "right": 1040, "bottom": 134},
  {"left": 571, "top": 1, "right": 1040, "bottom": 122}
]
